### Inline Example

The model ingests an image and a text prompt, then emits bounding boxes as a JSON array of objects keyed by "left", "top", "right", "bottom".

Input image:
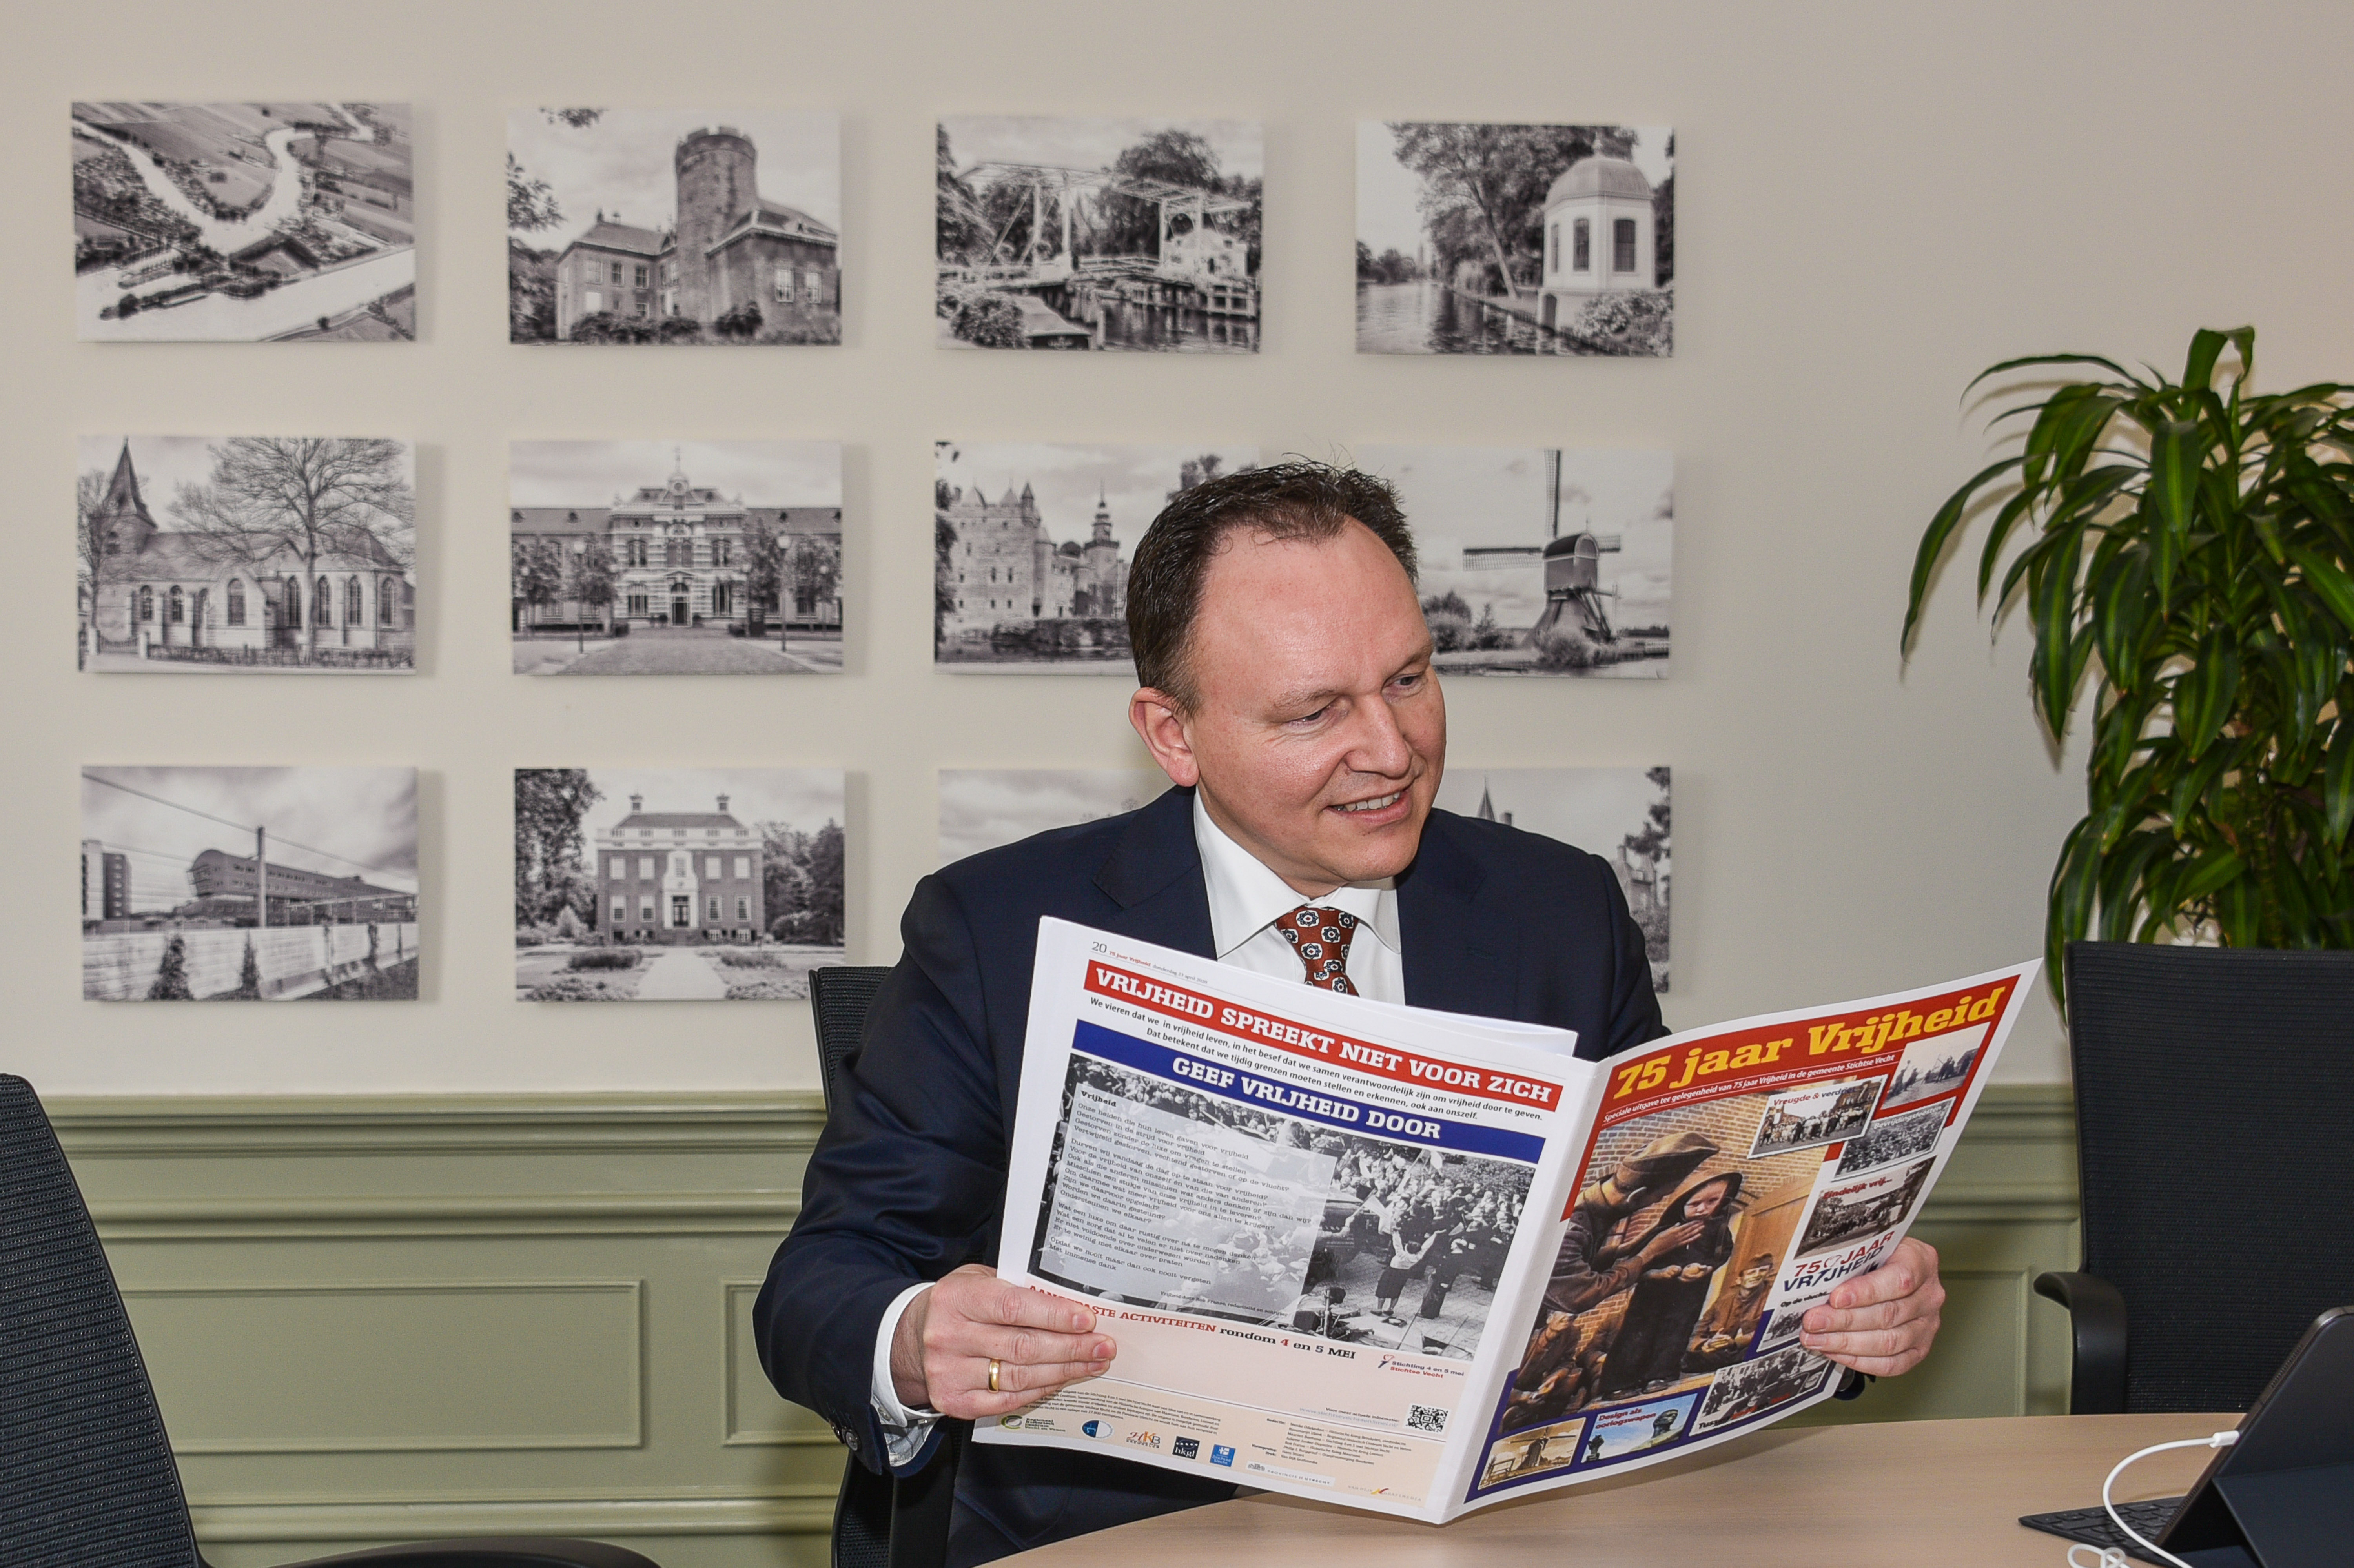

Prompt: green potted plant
[{"left": 1903, "top": 326, "right": 2354, "bottom": 1001}]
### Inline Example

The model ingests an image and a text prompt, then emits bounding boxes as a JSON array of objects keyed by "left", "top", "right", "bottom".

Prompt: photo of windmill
[
  {"left": 937, "top": 117, "right": 1261, "bottom": 352},
  {"left": 1359, "top": 445, "right": 1672, "bottom": 677}
]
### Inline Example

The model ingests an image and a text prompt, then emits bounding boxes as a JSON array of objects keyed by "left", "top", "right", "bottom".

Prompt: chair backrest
[
  {"left": 805, "top": 964, "right": 907, "bottom": 1568},
  {"left": 0, "top": 1074, "right": 202, "bottom": 1568},
  {"left": 809, "top": 965, "right": 894, "bottom": 1120},
  {"left": 2065, "top": 943, "right": 2354, "bottom": 1412}
]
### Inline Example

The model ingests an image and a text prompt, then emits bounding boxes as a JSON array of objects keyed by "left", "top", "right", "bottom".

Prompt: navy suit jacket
[{"left": 754, "top": 786, "right": 1665, "bottom": 1561}]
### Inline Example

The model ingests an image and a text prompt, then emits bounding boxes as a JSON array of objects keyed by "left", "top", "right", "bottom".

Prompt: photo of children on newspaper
[
  {"left": 1794, "top": 1155, "right": 1935, "bottom": 1257},
  {"left": 1494, "top": 1093, "right": 1826, "bottom": 1471},
  {"left": 1834, "top": 1102, "right": 1950, "bottom": 1176},
  {"left": 1746, "top": 1076, "right": 1881, "bottom": 1158},
  {"left": 1029, "top": 1051, "right": 1533, "bottom": 1361},
  {"left": 1689, "top": 1342, "right": 1837, "bottom": 1436}
]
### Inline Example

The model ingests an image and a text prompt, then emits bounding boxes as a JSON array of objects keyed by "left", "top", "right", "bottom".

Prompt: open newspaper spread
[{"left": 978, "top": 917, "right": 2036, "bottom": 1522}]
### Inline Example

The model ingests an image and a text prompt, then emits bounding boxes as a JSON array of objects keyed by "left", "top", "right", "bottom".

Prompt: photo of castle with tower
[
  {"left": 933, "top": 442, "right": 1256, "bottom": 670},
  {"left": 507, "top": 109, "right": 840, "bottom": 345}
]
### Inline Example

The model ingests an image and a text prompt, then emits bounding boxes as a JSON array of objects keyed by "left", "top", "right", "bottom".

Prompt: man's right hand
[{"left": 891, "top": 1263, "right": 1115, "bottom": 1419}]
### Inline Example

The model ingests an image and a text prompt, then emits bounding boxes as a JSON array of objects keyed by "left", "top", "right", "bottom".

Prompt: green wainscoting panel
[
  {"left": 125, "top": 1280, "right": 645, "bottom": 1452},
  {"left": 48, "top": 1085, "right": 2078, "bottom": 1567}
]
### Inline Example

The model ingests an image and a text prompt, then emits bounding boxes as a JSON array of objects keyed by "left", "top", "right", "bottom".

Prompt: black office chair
[
  {"left": 2035, "top": 943, "right": 2354, "bottom": 1413},
  {"left": 807, "top": 965, "right": 963, "bottom": 1568},
  {"left": 0, "top": 1073, "right": 660, "bottom": 1568}
]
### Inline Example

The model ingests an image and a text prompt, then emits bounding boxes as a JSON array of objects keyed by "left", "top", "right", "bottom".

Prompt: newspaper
[{"left": 978, "top": 918, "right": 2036, "bottom": 1521}]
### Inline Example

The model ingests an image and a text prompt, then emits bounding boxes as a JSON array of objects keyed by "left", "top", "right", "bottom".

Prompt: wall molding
[
  {"left": 49, "top": 1090, "right": 831, "bottom": 1157},
  {"left": 187, "top": 1490, "right": 839, "bottom": 1544},
  {"left": 44, "top": 1084, "right": 2077, "bottom": 1564}
]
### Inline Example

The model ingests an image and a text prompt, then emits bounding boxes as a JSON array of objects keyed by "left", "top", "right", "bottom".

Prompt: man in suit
[{"left": 755, "top": 463, "right": 1946, "bottom": 1564}]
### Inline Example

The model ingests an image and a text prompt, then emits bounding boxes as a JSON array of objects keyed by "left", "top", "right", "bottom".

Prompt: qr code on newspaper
[{"left": 1406, "top": 1404, "right": 1447, "bottom": 1434}]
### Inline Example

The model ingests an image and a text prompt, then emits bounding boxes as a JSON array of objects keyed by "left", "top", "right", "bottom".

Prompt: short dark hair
[{"left": 1126, "top": 460, "right": 1418, "bottom": 707}]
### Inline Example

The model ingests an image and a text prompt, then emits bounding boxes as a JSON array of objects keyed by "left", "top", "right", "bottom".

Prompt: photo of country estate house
[
  {"left": 514, "top": 768, "right": 845, "bottom": 1001},
  {"left": 74, "top": 102, "right": 414, "bottom": 341}
]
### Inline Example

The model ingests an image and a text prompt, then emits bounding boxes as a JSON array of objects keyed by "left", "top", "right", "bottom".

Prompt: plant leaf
[
  {"left": 2146, "top": 420, "right": 2203, "bottom": 603},
  {"left": 2169, "top": 634, "right": 2241, "bottom": 761},
  {"left": 1902, "top": 455, "right": 2024, "bottom": 653},
  {"left": 2327, "top": 718, "right": 2354, "bottom": 847},
  {"left": 2288, "top": 545, "right": 2354, "bottom": 635},
  {"left": 2183, "top": 326, "right": 2255, "bottom": 395}
]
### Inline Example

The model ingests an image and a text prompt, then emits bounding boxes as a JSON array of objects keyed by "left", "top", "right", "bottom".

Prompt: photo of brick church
[
  {"left": 508, "top": 109, "right": 840, "bottom": 345},
  {"left": 78, "top": 435, "right": 416, "bottom": 672}
]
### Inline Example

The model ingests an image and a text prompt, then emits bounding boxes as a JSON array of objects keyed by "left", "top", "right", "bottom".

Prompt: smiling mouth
[{"left": 1333, "top": 791, "right": 1404, "bottom": 814}]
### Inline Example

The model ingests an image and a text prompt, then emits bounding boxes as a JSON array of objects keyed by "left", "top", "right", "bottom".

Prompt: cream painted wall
[{"left": 9, "top": 0, "right": 2348, "bottom": 1095}]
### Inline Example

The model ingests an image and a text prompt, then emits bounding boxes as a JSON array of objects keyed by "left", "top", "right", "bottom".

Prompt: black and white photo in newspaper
[{"left": 981, "top": 918, "right": 1603, "bottom": 1521}]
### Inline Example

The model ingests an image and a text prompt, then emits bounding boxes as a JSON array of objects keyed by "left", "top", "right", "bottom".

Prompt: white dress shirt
[{"left": 867, "top": 792, "right": 1403, "bottom": 1464}]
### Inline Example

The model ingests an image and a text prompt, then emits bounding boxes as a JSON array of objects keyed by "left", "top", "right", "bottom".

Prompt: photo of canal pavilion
[
  {"left": 1357, "top": 445, "right": 1672, "bottom": 677},
  {"left": 73, "top": 102, "right": 414, "bottom": 342},
  {"left": 936, "top": 117, "right": 1261, "bottom": 352},
  {"left": 1356, "top": 123, "right": 1672, "bottom": 356}
]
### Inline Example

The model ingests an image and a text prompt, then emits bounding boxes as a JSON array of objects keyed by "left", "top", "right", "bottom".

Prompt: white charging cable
[{"left": 2062, "top": 1429, "right": 2239, "bottom": 1568}]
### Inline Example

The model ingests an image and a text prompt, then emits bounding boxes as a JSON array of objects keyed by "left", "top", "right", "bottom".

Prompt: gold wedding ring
[{"left": 988, "top": 1358, "right": 1002, "bottom": 1393}]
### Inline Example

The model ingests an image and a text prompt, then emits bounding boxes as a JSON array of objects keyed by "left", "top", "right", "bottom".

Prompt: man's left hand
[{"left": 1798, "top": 1237, "right": 1943, "bottom": 1376}]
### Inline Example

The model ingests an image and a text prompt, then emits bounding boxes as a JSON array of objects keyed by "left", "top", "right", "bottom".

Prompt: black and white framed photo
[
  {"left": 508, "top": 109, "right": 840, "bottom": 344},
  {"left": 935, "top": 442, "right": 1253, "bottom": 671},
  {"left": 511, "top": 441, "right": 841, "bottom": 675},
  {"left": 78, "top": 437, "right": 415, "bottom": 673},
  {"left": 1431, "top": 768, "right": 1669, "bottom": 990},
  {"left": 74, "top": 102, "right": 414, "bottom": 341},
  {"left": 936, "top": 117, "right": 1261, "bottom": 351},
  {"left": 514, "top": 768, "right": 845, "bottom": 1001},
  {"left": 1357, "top": 122, "right": 1671, "bottom": 356},
  {"left": 938, "top": 769, "right": 1172, "bottom": 866},
  {"left": 1361, "top": 446, "right": 1671, "bottom": 677},
  {"left": 82, "top": 766, "right": 419, "bottom": 1000}
]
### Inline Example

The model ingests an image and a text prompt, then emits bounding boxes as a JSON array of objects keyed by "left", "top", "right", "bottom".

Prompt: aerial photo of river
[{"left": 72, "top": 102, "right": 413, "bottom": 342}]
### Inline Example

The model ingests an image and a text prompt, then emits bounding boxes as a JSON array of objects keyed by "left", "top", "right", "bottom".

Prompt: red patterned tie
[{"left": 1278, "top": 905, "right": 1361, "bottom": 995}]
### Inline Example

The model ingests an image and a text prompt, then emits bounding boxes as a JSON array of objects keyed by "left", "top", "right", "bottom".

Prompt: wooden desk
[{"left": 1011, "top": 1413, "right": 2235, "bottom": 1566}]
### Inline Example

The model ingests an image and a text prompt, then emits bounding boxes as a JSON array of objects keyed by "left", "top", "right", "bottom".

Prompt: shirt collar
[{"left": 1191, "top": 790, "right": 1399, "bottom": 960}]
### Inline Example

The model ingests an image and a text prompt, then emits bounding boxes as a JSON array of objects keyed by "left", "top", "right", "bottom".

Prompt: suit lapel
[
  {"left": 1398, "top": 811, "right": 1514, "bottom": 1020},
  {"left": 1093, "top": 785, "right": 1216, "bottom": 958}
]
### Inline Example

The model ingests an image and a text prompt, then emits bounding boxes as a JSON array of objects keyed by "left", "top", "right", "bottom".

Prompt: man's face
[{"left": 1135, "top": 520, "right": 1445, "bottom": 896}]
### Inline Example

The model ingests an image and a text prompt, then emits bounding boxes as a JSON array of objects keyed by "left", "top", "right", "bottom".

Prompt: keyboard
[{"left": 2018, "top": 1497, "right": 2185, "bottom": 1565}]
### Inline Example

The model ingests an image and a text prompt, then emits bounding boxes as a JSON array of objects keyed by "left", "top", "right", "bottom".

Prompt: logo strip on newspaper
[
  {"left": 1074, "top": 1021, "right": 1546, "bottom": 1163},
  {"left": 1596, "top": 982, "right": 2013, "bottom": 1126},
  {"left": 1084, "top": 963, "right": 1563, "bottom": 1111}
]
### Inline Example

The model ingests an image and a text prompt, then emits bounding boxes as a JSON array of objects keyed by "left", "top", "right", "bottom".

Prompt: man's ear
[{"left": 1129, "top": 688, "right": 1199, "bottom": 787}]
